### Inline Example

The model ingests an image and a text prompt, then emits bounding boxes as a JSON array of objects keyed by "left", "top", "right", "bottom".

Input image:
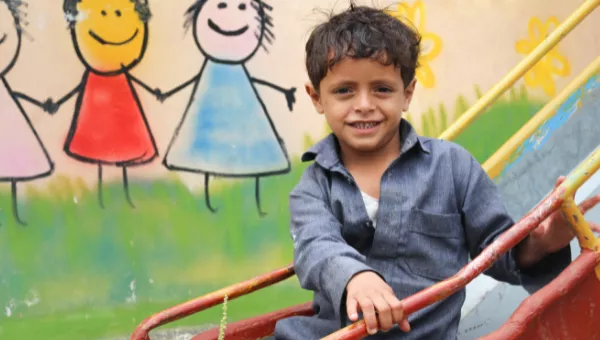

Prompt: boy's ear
[
  {"left": 402, "top": 78, "right": 417, "bottom": 112},
  {"left": 305, "top": 83, "right": 325, "bottom": 114}
]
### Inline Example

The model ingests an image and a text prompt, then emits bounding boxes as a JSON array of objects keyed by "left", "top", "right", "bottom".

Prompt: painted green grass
[
  {"left": 0, "top": 283, "right": 310, "bottom": 340},
  {"left": 0, "top": 88, "right": 544, "bottom": 340},
  {"left": 452, "top": 87, "right": 544, "bottom": 163},
  {"left": 0, "top": 159, "right": 312, "bottom": 340},
  {"left": 407, "top": 85, "right": 544, "bottom": 163}
]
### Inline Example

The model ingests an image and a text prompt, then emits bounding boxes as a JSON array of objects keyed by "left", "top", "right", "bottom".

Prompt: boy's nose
[{"left": 354, "top": 92, "right": 375, "bottom": 113}]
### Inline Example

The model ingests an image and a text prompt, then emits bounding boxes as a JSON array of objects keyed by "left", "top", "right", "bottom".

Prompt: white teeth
[{"left": 353, "top": 122, "right": 378, "bottom": 129}]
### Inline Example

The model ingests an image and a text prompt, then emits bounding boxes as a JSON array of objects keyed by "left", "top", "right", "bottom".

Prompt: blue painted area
[
  {"left": 164, "top": 61, "right": 289, "bottom": 175},
  {"left": 500, "top": 75, "right": 600, "bottom": 177}
]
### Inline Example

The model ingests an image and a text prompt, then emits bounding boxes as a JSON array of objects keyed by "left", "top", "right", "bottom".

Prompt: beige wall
[{"left": 3, "top": 0, "right": 599, "bottom": 190}]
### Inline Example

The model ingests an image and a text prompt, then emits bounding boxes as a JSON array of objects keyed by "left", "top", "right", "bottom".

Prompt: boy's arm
[
  {"left": 291, "top": 165, "right": 380, "bottom": 322},
  {"left": 456, "top": 147, "right": 571, "bottom": 291}
]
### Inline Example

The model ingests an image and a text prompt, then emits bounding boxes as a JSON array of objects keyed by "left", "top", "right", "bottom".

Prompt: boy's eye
[
  {"left": 376, "top": 87, "right": 393, "bottom": 93},
  {"left": 334, "top": 88, "right": 352, "bottom": 95}
]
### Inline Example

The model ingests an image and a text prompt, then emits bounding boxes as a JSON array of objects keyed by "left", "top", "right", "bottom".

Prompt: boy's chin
[{"left": 344, "top": 139, "right": 387, "bottom": 154}]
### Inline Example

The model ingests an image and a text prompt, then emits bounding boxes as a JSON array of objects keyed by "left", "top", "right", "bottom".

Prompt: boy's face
[
  {"left": 306, "top": 57, "right": 415, "bottom": 155},
  {"left": 72, "top": 0, "right": 147, "bottom": 74}
]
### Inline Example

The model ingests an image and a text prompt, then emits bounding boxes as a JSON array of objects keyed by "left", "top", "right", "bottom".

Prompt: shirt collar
[{"left": 301, "top": 119, "right": 431, "bottom": 169}]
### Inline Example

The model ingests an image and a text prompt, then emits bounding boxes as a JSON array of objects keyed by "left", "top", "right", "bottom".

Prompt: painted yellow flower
[
  {"left": 387, "top": 0, "right": 442, "bottom": 89},
  {"left": 516, "top": 16, "right": 571, "bottom": 97}
]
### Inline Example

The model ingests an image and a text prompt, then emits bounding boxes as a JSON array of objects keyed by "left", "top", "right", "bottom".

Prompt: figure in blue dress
[{"left": 159, "top": 0, "right": 296, "bottom": 216}]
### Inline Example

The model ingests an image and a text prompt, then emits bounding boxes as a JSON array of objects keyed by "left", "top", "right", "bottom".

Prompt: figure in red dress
[{"left": 53, "top": 0, "right": 159, "bottom": 208}]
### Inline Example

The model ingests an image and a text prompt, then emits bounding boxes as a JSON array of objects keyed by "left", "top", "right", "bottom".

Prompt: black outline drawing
[
  {"left": 0, "top": 0, "right": 55, "bottom": 226},
  {"left": 53, "top": 0, "right": 160, "bottom": 209},
  {"left": 158, "top": 0, "right": 296, "bottom": 217}
]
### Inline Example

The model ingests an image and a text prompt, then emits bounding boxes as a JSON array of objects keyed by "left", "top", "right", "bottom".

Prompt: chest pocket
[{"left": 404, "top": 209, "right": 466, "bottom": 281}]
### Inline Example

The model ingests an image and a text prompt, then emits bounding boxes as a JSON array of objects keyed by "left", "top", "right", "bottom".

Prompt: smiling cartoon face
[
  {"left": 0, "top": 1, "right": 21, "bottom": 76},
  {"left": 72, "top": 0, "right": 148, "bottom": 74},
  {"left": 194, "top": 0, "right": 265, "bottom": 63}
]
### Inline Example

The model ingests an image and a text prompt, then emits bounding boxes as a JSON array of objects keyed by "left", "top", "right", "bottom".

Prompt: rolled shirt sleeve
[{"left": 290, "top": 165, "right": 378, "bottom": 323}]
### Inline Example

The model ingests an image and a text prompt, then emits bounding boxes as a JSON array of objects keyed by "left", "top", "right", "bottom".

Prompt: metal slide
[{"left": 458, "top": 72, "right": 600, "bottom": 339}]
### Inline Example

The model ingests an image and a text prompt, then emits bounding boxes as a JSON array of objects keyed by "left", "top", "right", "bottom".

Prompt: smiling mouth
[
  {"left": 0, "top": 33, "right": 6, "bottom": 45},
  {"left": 207, "top": 19, "right": 248, "bottom": 37},
  {"left": 88, "top": 29, "right": 139, "bottom": 46},
  {"left": 348, "top": 121, "right": 382, "bottom": 130}
]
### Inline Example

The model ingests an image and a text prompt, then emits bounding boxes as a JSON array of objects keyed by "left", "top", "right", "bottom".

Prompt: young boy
[{"left": 274, "top": 3, "right": 600, "bottom": 340}]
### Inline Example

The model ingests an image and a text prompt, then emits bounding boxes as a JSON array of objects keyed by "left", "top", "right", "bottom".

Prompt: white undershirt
[{"left": 360, "top": 191, "right": 379, "bottom": 228}]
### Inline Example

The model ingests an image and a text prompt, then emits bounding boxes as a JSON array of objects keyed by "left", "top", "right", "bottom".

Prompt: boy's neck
[{"left": 340, "top": 130, "right": 403, "bottom": 173}]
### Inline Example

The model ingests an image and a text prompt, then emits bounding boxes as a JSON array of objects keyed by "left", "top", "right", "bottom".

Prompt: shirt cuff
[{"left": 509, "top": 243, "right": 572, "bottom": 293}]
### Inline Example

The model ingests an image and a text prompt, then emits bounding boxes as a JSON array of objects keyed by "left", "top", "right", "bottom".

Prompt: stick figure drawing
[
  {"left": 159, "top": 0, "right": 296, "bottom": 216},
  {"left": 0, "top": 0, "right": 54, "bottom": 225},
  {"left": 52, "top": 0, "right": 160, "bottom": 209}
]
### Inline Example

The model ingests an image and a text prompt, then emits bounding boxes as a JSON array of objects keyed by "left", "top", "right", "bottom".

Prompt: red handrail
[
  {"left": 191, "top": 302, "right": 314, "bottom": 340},
  {"left": 130, "top": 265, "right": 296, "bottom": 340}
]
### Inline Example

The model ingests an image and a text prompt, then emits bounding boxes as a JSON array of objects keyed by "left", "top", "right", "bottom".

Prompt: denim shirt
[{"left": 274, "top": 119, "right": 571, "bottom": 340}]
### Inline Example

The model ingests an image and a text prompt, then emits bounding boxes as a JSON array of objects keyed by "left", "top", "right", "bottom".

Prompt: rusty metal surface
[
  {"left": 130, "top": 265, "right": 296, "bottom": 340},
  {"left": 191, "top": 302, "right": 314, "bottom": 340},
  {"left": 479, "top": 249, "right": 600, "bottom": 340}
]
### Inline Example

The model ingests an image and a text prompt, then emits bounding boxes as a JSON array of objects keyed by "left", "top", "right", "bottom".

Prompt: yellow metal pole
[
  {"left": 438, "top": 0, "right": 600, "bottom": 142},
  {"left": 483, "top": 57, "right": 600, "bottom": 179},
  {"left": 562, "top": 146, "right": 600, "bottom": 199},
  {"left": 561, "top": 198, "right": 598, "bottom": 251}
]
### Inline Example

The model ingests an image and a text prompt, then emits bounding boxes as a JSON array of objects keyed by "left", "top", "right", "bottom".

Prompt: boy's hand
[
  {"left": 519, "top": 176, "right": 600, "bottom": 268},
  {"left": 346, "top": 271, "right": 411, "bottom": 335}
]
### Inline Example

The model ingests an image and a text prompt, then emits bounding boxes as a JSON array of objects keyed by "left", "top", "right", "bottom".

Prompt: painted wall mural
[
  {"left": 52, "top": 0, "right": 158, "bottom": 209},
  {"left": 0, "top": 1, "right": 598, "bottom": 339},
  {"left": 516, "top": 16, "right": 571, "bottom": 97},
  {"left": 159, "top": 0, "right": 296, "bottom": 216},
  {"left": 387, "top": 0, "right": 442, "bottom": 89},
  {"left": 0, "top": 0, "right": 54, "bottom": 225}
]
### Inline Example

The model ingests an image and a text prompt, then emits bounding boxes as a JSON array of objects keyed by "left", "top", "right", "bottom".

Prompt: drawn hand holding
[
  {"left": 153, "top": 74, "right": 200, "bottom": 104},
  {"left": 12, "top": 92, "right": 59, "bottom": 114},
  {"left": 42, "top": 98, "right": 59, "bottom": 114},
  {"left": 346, "top": 271, "right": 411, "bottom": 335}
]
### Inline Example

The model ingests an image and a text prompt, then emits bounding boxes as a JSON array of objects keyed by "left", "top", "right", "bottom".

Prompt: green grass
[{"left": 0, "top": 87, "right": 544, "bottom": 340}]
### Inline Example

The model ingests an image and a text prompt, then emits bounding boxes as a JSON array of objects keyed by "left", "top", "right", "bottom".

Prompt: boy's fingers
[
  {"left": 399, "top": 318, "right": 411, "bottom": 332},
  {"left": 346, "top": 297, "right": 359, "bottom": 321},
  {"left": 579, "top": 194, "right": 600, "bottom": 214},
  {"left": 372, "top": 295, "right": 393, "bottom": 331},
  {"left": 555, "top": 176, "right": 566, "bottom": 188},
  {"left": 383, "top": 291, "right": 405, "bottom": 325},
  {"left": 357, "top": 297, "right": 378, "bottom": 335}
]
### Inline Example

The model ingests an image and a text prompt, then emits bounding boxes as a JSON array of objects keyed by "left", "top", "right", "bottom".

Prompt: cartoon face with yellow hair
[{"left": 63, "top": 0, "right": 150, "bottom": 74}]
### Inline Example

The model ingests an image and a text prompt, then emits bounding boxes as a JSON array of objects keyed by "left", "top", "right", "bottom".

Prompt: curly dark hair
[
  {"left": 305, "top": 1, "right": 421, "bottom": 92},
  {"left": 63, "top": 0, "right": 151, "bottom": 25}
]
